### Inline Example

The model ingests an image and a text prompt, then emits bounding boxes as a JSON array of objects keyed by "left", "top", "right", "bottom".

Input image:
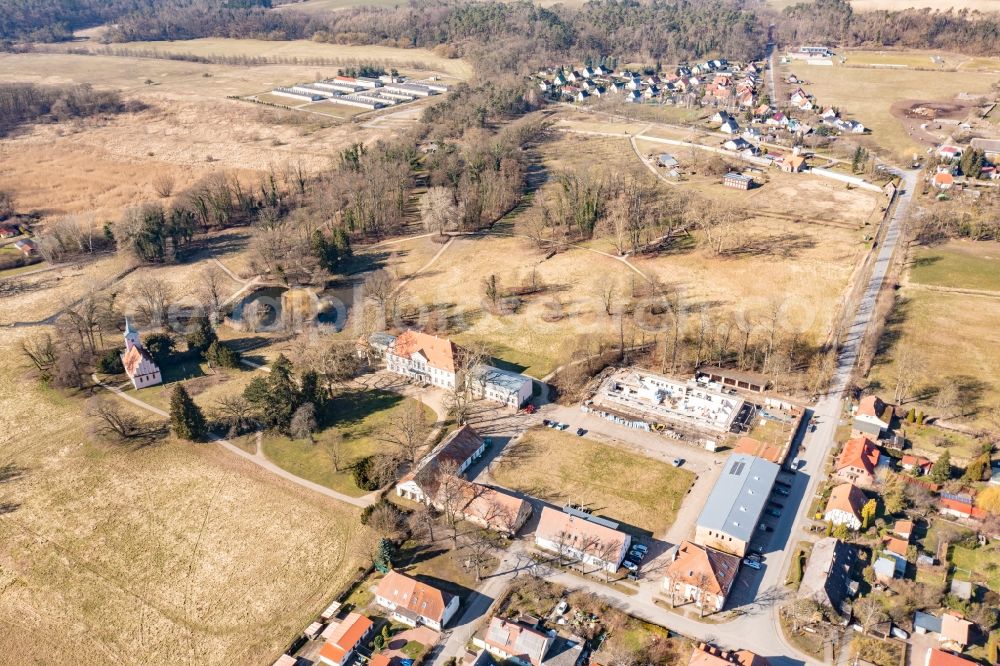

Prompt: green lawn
[
  {"left": 911, "top": 244, "right": 1000, "bottom": 292},
  {"left": 951, "top": 544, "right": 1000, "bottom": 590},
  {"left": 492, "top": 428, "right": 695, "bottom": 535},
  {"left": 262, "top": 389, "right": 434, "bottom": 497}
]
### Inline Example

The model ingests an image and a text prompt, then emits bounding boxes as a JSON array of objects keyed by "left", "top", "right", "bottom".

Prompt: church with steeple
[{"left": 121, "top": 319, "right": 162, "bottom": 389}]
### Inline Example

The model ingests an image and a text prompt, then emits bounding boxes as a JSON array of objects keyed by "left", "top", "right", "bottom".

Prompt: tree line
[
  {"left": 0, "top": 82, "right": 143, "bottom": 137},
  {"left": 780, "top": 0, "right": 1000, "bottom": 56}
]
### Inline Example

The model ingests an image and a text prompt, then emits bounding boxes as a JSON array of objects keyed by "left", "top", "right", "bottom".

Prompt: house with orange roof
[
  {"left": 901, "top": 454, "right": 932, "bottom": 475},
  {"left": 915, "top": 611, "right": 974, "bottom": 649},
  {"left": 781, "top": 154, "right": 807, "bottom": 173},
  {"left": 939, "top": 495, "right": 987, "bottom": 521},
  {"left": 662, "top": 541, "right": 742, "bottom": 614},
  {"left": 893, "top": 519, "right": 913, "bottom": 540},
  {"left": 396, "top": 425, "right": 486, "bottom": 499},
  {"left": 374, "top": 571, "right": 460, "bottom": 631},
  {"left": 823, "top": 483, "right": 866, "bottom": 530},
  {"left": 535, "top": 506, "right": 630, "bottom": 572},
  {"left": 377, "top": 330, "right": 533, "bottom": 409},
  {"left": 932, "top": 172, "right": 955, "bottom": 190},
  {"left": 833, "top": 436, "right": 881, "bottom": 488},
  {"left": 853, "top": 395, "right": 892, "bottom": 438},
  {"left": 121, "top": 319, "right": 162, "bottom": 389},
  {"left": 925, "top": 649, "right": 975, "bottom": 666},
  {"left": 318, "top": 613, "right": 374, "bottom": 666}
]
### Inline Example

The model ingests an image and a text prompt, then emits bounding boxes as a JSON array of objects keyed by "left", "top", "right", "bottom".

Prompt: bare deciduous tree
[
  {"left": 421, "top": 186, "right": 461, "bottom": 237},
  {"left": 214, "top": 395, "right": 254, "bottom": 437},
  {"left": 88, "top": 398, "right": 147, "bottom": 440},
  {"left": 127, "top": 276, "right": 173, "bottom": 328},
  {"left": 378, "top": 401, "right": 430, "bottom": 464},
  {"left": 152, "top": 174, "right": 175, "bottom": 198}
]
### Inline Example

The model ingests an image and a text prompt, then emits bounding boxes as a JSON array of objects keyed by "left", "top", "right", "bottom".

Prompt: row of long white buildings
[{"left": 271, "top": 74, "right": 448, "bottom": 110}]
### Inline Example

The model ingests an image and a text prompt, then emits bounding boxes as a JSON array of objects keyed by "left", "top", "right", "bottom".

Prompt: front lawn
[
  {"left": 491, "top": 427, "right": 695, "bottom": 535},
  {"left": 262, "top": 389, "right": 435, "bottom": 496}
]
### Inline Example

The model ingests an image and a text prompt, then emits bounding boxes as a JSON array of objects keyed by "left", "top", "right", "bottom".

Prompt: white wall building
[{"left": 121, "top": 319, "right": 162, "bottom": 390}]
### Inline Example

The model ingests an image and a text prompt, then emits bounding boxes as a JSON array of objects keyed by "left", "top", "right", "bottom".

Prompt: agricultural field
[
  {"left": 262, "top": 390, "right": 436, "bottom": 497},
  {"left": 0, "top": 327, "right": 373, "bottom": 665},
  {"left": 490, "top": 427, "right": 695, "bottom": 535},
  {"left": 779, "top": 58, "right": 999, "bottom": 159}
]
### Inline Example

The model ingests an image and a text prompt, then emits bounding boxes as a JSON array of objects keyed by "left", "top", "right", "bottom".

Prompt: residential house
[
  {"left": 662, "top": 541, "right": 741, "bottom": 613},
  {"left": 882, "top": 536, "right": 909, "bottom": 577},
  {"left": 833, "top": 436, "right": 881, "bottom": 488},
  {"left": 723, "top": 138, "right": 751, "bottom": 152},
  {"left": 695, "top": 454, "right": 780, "bottom": 557},
  {"left": 925, "top": 649, "right": 975, "bottom": 666},
  {"left": 821, "top": 108, "right": 838, "bottom": 119},
  {"left": 477, "top": 618, "right": 551, "bottom": 666},
  {"left": 893, "top": 520, "right": 913, "bottom": 540},
  {"left": 781, "top": 154, "right": 808, "bottom": 173},
  {"left": 0, "top": 225, "right": 18, "bottom": 238},
  {"left": 936, "top": 145, "right": 963, "bottom": 161},
  {"left": 431, "top": 476, "right": 532, "bottom": 536},
  {"left": 720, "top": 116, "right": 740, "bottom": 134},
  {"left": 939, "top": 494, "right": 986, "bottom": 521},
  {"left": 121, "top": 319, "right": 163, "bottom": 390},
  {"left": 932, "top": 172, "right": 955, "bottom": 190},
  {"left": 625, "top": 90, "right": 641, "bottom": 103},
  {"left": 13, "top": 238, "right": 37, "bottom": 256},
  {"left": 798, "top": 537, "right": 856, "bottom": 617},
  {"left": 901, "top": 455, "right": 932, "bottom": 476},
  {"left": 658, "top": 154, "right": 679, "bottom": 168},
  {"left": 914, "top": 611, "right": 974, "bottom": 649},
  {"left": 318, "top": 613, "right": 374, "bottom": 666},
  {"left": 688, "top": 643, "right": 770, "bottom": 666},
  {"left": 535, "top": 506, "right": 631, "bottom": 572},
  {"left": 823, "top": 483, "right": 865, "bottom": 530},
  {"left": 873, "top": 556, "right": 897, "bottom": 583},
  {"left": 853, "top": 395, "right": 892, "bottom": 438},
  {"left": 374, "top": 571, "right": 460, "bottom": 631}
]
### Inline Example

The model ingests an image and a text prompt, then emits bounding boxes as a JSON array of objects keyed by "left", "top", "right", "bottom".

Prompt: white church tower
[{"left": 121, "top": 318, "right": 163, "bottom": 389}]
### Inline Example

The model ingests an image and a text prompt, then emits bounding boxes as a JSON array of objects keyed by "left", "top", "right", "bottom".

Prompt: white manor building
[
  {"left": 365, "top": 330, "right": 533, "bottom": 409},
  {"left": 121, "top": 319, "right": 162, "bottom": 390}
]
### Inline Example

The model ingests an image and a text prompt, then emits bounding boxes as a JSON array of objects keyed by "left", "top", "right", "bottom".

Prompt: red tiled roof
[
  {"left": 320, "top": 613, "right": 373, "bottom": 664},
  {"left": 825, "top": 483, "right": 865, "bottom": 519},
  {"left": 390, "top": 330, "right": 461, "bottom": 372},
  {"left": 940, "top": 497, "right": 987, "bottom": 520},
  {"left": 375, "top": 571, "right": 452, "bottom": 623},
  {"left": 835, "top": 437, "right": 880, "bottom": 476},
  {"left": 667, "top": 541, "right": 741, "bottom": 596},
  {"left": 884, "top": 536, "right": 908, "bottom": 557},
  {"left": 927, "top": 648, "right": 975, "bottom": 666}
]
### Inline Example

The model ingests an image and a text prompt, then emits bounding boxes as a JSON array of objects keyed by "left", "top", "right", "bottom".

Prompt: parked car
[
  {"left": 576, "top": 428, "right": 586, "bottom": 436},
  {"left": 765, "top": 508, "right": 781, "bottom": 518},
  {"left": 768, "top": 500, "right": 783, "bottom": 509},
  {"left": 758, "top": 524, "right": 772, "bottom": 532},
  {"left": 747, "top": 552, "right": 763, "bottom": 564},
  {"left": 631, "top": 543, "right": 648, "bottom": 554},
  {"left": 556, "top": 600, "right": 568, "bottom": 615},
  {"left": 744, "top": 558, "right": 761, "bottom": 570},
  {"left": 890, "top": 626, "right": 909, "bottom": 640},
  {"left": 622, "top": 560, "right": 639, "bottom": 572},
  {"left": 773, "top": 486, "right": 790, "bottom": 497},
  {"left": 629, "top": 550, "right": 645, "bottom": 561},
  {"left": 671, "top": 458, "right": 683, "bottom": 467},
  {"left": 542, "top": 419, "right": 551, "bottom": 426}
]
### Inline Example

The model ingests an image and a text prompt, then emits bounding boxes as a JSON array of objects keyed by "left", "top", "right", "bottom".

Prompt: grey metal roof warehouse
[{"left": 697, "top": 453, "right": 780, "bottom": 542}]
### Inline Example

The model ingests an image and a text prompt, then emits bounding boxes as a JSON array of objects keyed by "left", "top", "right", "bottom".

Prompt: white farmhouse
[
  {"left": 374, "top": 571, "right": 459, "bottom": 631},
  {"left": 121, "top": 319, "right": 162, "bottom": 389}
]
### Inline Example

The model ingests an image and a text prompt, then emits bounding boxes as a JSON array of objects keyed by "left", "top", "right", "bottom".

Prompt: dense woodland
[{"left": 781, "top": 0, "right": 1000, "bottom": 56}]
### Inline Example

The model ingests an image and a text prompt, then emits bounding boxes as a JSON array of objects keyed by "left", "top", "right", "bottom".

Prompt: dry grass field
[
  {"left": 780, "top": 58, "right": 999, "bottom": 160},
  {"left": 867, "top": 240, "right": 1000, "bottom": 435},
  {"left": 384, "top": 126, "right": 877, "bottom": 376},
  {"left": 67, "top": 38, "right": 473, "bottom": 80},
  {"left": 491, "top": 427, "right": 695, "bottom": 535},
  {"left": 0, "top": 327, "right": 373, "bottom": 666},
  {"left": 0, "top": 49, "right": 437, "bottom": 228}
]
